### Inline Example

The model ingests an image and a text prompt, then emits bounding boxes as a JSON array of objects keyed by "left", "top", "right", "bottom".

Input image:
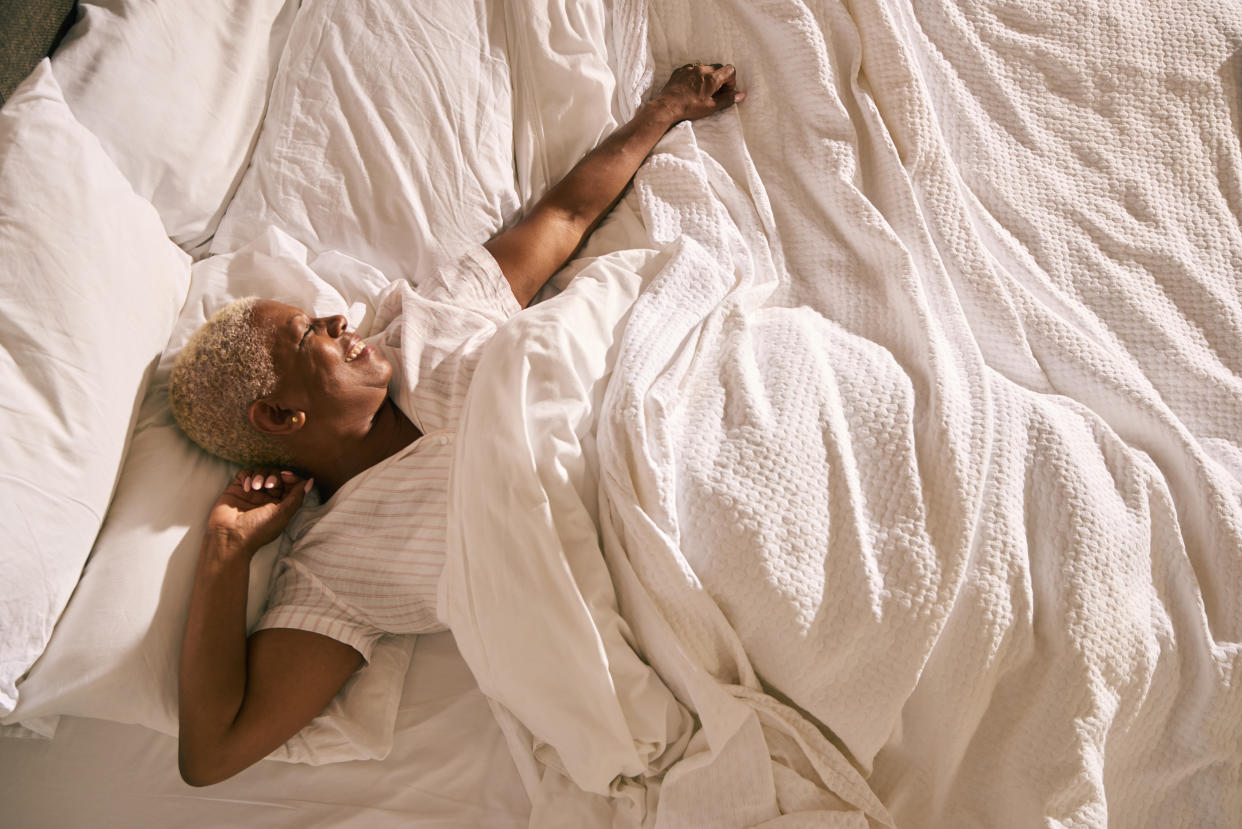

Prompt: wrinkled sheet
[{"left": 445, "top": 0, "right": 1242, "bottom": 825}]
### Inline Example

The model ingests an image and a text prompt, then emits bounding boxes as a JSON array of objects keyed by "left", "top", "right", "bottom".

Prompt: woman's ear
[{"left": 249, "top": 398, "right": 307, "bottom": 436}]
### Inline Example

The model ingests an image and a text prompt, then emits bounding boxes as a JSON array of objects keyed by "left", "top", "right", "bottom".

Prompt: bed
[{"left": 1, "top": 0, "right": 1239, "bottom": 827}]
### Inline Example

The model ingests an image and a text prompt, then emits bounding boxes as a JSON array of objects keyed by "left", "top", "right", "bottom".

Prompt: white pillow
[
  {"left": 51, "top": 0, "right": 298, "bottom": 253},
  {"left": 4, "top": 228, "right": 418, "bottom": 764},
  {"left": 0, "top": 60, "right": 191, "bottom": 716},
  {"left": 210, "top": 0, "right": 520, "bottom": 283}
]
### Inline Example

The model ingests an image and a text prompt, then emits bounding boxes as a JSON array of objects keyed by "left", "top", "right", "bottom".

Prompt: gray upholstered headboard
[{"left": 0, "top": 0, "right": 78, "bottom": 104}]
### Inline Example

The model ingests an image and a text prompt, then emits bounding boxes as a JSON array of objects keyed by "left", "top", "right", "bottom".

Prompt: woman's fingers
[
  {"left": 711, "top": 66, "right": 744, "bottom": 110},
  {"left": 690, "top": 63, "right": 744, "bottom": 112},
  {"left": 239, "top": 468, "right": 302, "bottom": 494}
]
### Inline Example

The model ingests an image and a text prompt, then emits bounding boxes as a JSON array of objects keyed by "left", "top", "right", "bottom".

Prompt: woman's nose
[{"left": 324, "top": 315, "right": 347, "bottom": 336}]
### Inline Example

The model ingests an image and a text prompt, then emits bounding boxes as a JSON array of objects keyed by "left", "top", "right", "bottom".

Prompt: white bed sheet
[{"left": 0, "top": 633, "right": 530, "bottom": 828}]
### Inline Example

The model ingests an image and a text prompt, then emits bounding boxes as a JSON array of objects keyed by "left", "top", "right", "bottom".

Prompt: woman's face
[{"left": 250, "top": 300, "right": 392, "bottom": 441}]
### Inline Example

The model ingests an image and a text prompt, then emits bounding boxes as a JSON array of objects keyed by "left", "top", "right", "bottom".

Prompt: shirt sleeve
[
  {"left": 370, "top": 246, "right": 521, "bottom": 434},
  {"left": 255, "top": 557, "right": 385, "bottom": 663},
  {"left": 420, "top": 245, "right": 522, "bottom": 319}
]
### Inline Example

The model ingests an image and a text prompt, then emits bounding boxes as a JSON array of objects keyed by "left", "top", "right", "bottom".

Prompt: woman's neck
[{"left": 303, "top": 398, "right": 422, "bottom": 499}]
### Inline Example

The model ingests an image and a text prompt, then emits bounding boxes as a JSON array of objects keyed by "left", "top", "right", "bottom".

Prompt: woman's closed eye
[
  {"left": 298, "top": 317, "right": 314, "bottom": 348},
  {"left": 298, "top": 316, "right": 346, "bottom": 348}
]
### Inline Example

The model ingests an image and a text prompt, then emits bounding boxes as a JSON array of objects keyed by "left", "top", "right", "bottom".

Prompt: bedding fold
[{"left": 446, "top": 0, "right": 1242, "bottom": 825}]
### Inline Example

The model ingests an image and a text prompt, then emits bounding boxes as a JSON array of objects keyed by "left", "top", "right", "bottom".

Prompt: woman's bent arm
[{"left": 178, "top": 471, "right": 362, "bottom": 786}]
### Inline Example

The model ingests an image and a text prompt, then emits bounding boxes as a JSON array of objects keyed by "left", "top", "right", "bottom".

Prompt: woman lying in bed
[{"left": 169, "top": 63, "right": 744, "bottom": 786}]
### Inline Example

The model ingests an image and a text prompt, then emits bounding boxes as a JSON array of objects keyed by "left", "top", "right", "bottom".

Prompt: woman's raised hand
[
  {"left": 652, "top": 63, "right": 746, "bottom": 123},
  {"left": 207, "top": 468, "right": 312, "bottom": 553},
  {"left": 483, "top": 60, "right": 744, "bottom": 306}
]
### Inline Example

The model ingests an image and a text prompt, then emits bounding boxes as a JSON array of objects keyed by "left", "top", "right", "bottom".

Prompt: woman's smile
[{"left": 343, "top": 335, "right": 372, "bottom": 363}]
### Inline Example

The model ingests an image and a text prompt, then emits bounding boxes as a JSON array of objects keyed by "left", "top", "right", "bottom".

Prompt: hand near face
[
  {"left": 208, "top": 469, "right": 311, "bottom": 553},
  {"left": 653, "top": 63, "right": 746, "bottom": 123}
]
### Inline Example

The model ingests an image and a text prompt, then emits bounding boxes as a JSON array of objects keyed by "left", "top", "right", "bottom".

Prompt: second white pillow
[
  {"left": 52, "top": 0, "right": 299, "bottom": 252},
  {"left": 211, "top": 0, "right": 520, "bottom": 284}
]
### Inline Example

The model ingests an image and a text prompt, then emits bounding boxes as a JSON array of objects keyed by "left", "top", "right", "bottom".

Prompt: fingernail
[
  {"left": 280, "top": 470, "right": 296, "bottom": 481},
  {"left": 735, "top": 92, "right": 746, "bottom": 102},
  {"left": 304, "top": 478, "right": 314, "bottom": 493},
  {"left": 243, "top": 477, "right": 251, "bottom": 492}
]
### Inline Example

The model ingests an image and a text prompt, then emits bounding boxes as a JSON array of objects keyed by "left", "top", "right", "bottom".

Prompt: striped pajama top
[{"left": 255, "top": 246, "right": 520, "bottom": 661}]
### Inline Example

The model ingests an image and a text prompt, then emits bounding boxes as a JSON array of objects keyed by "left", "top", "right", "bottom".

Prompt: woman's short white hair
[{"left": 169, "top": 298, "right": 292, "bottom": 468}]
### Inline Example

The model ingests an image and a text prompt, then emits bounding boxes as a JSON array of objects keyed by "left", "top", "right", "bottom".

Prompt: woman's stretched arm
[
  {"left": 178, "top": 470, "right": 363, "bottom": 786},
  {"left": 486, "top": 63, "right": 745, "bottom": 306}
]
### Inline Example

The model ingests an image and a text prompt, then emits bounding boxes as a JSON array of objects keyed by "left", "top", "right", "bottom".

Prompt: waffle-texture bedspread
[{"left": 443, "top": 0, "right": 1242, "bottom": 825}]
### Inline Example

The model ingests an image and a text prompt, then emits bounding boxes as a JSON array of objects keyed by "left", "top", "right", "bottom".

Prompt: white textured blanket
[{"left": 445, "top": 0, "right": 1242, "bottom": 825}]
